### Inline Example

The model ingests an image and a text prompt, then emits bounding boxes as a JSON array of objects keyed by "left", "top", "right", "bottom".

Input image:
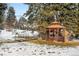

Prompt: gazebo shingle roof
[{"left": 47, "top": 21, "right": 65, "bottom": 28}]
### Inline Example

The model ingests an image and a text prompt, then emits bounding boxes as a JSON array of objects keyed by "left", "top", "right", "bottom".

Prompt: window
[
  {"left": 49, "top": 34, "right": 53, "bottom": 38},
  {"left": 50, "top": 30, "right": 53, "bottom": 32}
]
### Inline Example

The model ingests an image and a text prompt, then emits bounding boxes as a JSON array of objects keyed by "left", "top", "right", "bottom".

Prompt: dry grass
[{"left": 27, "top": 39, "right": 79, "bottom": 47}]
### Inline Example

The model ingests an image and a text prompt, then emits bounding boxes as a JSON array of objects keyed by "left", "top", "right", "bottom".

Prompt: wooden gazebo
[{"left": 46, "top": 21, "right": 68, "bottom": 42}]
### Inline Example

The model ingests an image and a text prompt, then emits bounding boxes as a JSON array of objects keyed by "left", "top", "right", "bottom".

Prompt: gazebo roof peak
[{"left": 51, "top": 21, "right": 60, "bottom": 24}]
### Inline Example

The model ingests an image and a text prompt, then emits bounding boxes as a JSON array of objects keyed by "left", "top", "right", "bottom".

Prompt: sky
[{"left": 8, "top": 3, "right": 29, "bottom": 20}]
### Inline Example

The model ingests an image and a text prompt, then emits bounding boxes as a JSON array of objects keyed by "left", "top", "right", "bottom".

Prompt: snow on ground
[
  {"left": 14, "top": 29, "right": 39, "bottom": 37},
  {"left": 0, "top": 29, "right": 79, "bottom": 56},
  {"left": 0, "top": 42, "right": 79, "bottom": 56},
  {"left": 0, "top": 30, "right": 15, "bottom": 41},
  {"left": 0, "top": 29, "right": 39, "bottom": 41}
]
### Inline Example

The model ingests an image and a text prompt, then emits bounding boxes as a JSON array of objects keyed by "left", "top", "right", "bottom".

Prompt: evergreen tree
[
  {"left": 25, "top": 3, "right": 79, "bottom": 35},
  {"left": 0, "top": 3, "right": 7, "bottom": 23},
  {"left": 6, "top": 6, "right": 16, "bottom": 29},
  {"left": 18, "top": 16, "right": 27, "bottom": 29}
]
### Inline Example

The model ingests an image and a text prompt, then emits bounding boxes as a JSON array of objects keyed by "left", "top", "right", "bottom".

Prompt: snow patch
[
  {"left": 0, "top": 30, "right": 15, "bottom": 41},
  {"left": 0, "top": 29, "right": 39, "bottom": 40},
  {"left": 14, "top": 29, "right": 39, "bottom": 37}
]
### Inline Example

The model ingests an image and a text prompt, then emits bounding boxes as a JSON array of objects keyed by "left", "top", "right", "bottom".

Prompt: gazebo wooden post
[
  {"left": 63, "top": 28, "right": 68, "bottom": 42},
  {"left": 46, "top": 28, "right": 50, "bottom": 40},
  {"left": 48, "top": 29, "right": 50, "bottom": 40},
  {"left": 46, "top": 28, "right": 48, "bottom": 40},
  {"left": 63, "top": 28, "right": 65, "bottom": 42},
  {"left": 49, "top": 28, "right": 51, "bottom": 40},
  {"left": 57, "top": 28, "right": 59, "bottom": 41}
]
